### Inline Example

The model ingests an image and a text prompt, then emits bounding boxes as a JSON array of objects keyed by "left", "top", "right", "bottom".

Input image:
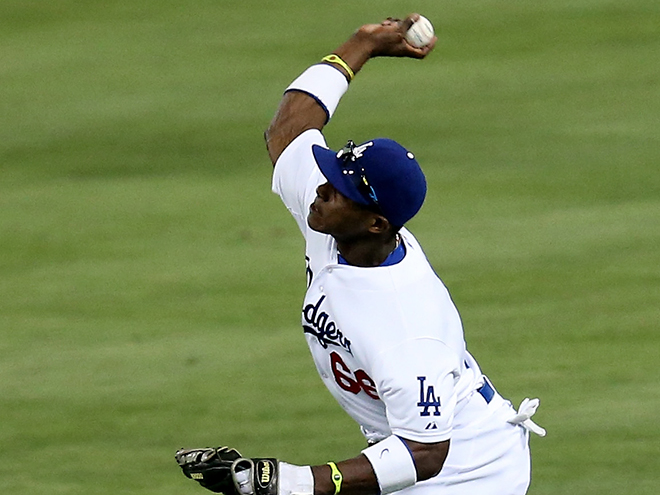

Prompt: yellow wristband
[
  {"left": 327, "top": 462, "right": 343, "bottom": 495},
  {"left": 321, "top": 54, "right": 355, "bottom": 81}
]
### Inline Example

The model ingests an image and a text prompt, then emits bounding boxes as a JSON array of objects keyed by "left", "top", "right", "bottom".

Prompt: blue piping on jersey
[{"left": 337, "top": 241, "right": 406, "bottom": 266}]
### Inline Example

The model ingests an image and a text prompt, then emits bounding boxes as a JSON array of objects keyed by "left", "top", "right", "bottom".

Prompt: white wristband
[
  {"left": 285, "top": 64, "right": 349, "bottom": 122},
  {"left": 361, "top": 436, "right": 417, "bottom": 494},
  {"left": 278, "top": 462, "right": 314, "bottom": 495}
]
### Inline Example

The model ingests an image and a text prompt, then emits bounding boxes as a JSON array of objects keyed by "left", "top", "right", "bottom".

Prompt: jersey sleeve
[
  {"left": 271, "top": 129, "right": 328, "bottom": 236},
  {"left": 371, "top": 338, "right": 462, "bottom": 443}
]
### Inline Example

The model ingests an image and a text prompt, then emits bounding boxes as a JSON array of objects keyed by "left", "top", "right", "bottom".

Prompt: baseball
[{"left": 405, "top": 15, "right": 435, "bottom": 48}]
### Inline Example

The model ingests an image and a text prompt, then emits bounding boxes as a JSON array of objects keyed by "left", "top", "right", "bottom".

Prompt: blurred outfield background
[{"left": 1, "top": 0, "right": 659, "bottom": 493}]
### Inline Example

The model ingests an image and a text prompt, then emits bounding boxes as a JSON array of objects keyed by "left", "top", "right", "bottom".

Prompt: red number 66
[{"left": 330, "top": 351, "right": 379, "bottom": 400}]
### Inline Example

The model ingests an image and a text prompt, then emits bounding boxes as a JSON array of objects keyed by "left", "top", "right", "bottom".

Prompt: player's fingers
[
  {"left": 424, "top": 36, "right": 438, "bottom": 52},
  {"left": 381, "top": 17, "right": 401, "bottom": 28},
  {"left": 401, "top": 13, "right": 420, "bottom": 33},
  {"left": 405, "top": 35, "right": 437, "bottom": 59}
]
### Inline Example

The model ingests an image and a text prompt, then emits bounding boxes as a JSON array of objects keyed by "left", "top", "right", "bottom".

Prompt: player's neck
[{"left": 336, "top": 234, "right": 399, "bottom": 267}]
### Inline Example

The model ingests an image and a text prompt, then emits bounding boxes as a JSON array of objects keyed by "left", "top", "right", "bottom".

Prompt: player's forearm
[
  {"left": 311, "top": 438, "right": 449, "bottom": 495},
  {"left": 328, "top": 31, "right": 379, "bottom": 80},
  {"left": 311, "top": 455, "right": 378, "bottom": 495}
]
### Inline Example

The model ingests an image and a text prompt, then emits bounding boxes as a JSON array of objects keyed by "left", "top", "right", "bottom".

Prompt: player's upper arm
[
  {"left": 265, "top": 90, "right": 328, "bottom": 166},
  {"left": 372, "top": 338, "right": 461, "bottom": 443}
]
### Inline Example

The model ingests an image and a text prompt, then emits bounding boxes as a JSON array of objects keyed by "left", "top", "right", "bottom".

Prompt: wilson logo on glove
[{"left": 257, "top": 460, "right": 274, "bottom": 488}]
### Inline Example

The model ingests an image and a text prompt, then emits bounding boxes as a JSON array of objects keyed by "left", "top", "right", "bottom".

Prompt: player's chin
[{"left": 307, "top": 210, "right": 327, "bottom": 234}]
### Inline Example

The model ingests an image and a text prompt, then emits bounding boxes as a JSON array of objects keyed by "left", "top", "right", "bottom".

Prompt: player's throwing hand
[{"left": 354, "top": 13, "right": 437, "bottom": 58}]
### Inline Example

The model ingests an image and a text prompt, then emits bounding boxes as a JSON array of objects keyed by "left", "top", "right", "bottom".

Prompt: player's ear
[{"left": 368, "top": 214, "right": 392, "bottom": 235}]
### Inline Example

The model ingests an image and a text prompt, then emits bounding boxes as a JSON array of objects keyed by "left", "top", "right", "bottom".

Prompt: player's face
[{"left": 307, "top": 182, "right": 377, "bottom": 240}]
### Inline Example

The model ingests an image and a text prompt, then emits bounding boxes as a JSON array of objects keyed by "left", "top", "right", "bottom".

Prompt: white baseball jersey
[{"left": 272, "top": 129, "right": 531, "bottom": 494}]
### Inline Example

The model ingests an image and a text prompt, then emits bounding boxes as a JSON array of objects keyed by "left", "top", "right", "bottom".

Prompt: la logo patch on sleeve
[{"left": 417, "top": 376, "right": 441, "bottom": 417}]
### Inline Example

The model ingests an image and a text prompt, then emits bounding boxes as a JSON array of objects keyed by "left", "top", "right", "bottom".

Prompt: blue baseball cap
[{"left": 311, "top": 139, "right": 427, "bottom": 227}]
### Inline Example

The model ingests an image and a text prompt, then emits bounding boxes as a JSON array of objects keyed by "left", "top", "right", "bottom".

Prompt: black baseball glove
[
  {"left": 175, "top": 446, "right": 278, "bottom": 495},
  {"left": 175, "top": 446, "right": 242, "bottom": 493}
]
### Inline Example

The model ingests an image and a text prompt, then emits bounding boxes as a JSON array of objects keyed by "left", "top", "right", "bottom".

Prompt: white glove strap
[
  {"left": 285, "top": 64, "right": 349, "bottom": 122},
  {"left": 507, "top": 398, "right": 547, "bottom": 437},
  {"left": 278, "top": 462, "right": 314, "bottom": 495},
  {"left": 361, "top": 435, "right": 417, "bottom": 495}
]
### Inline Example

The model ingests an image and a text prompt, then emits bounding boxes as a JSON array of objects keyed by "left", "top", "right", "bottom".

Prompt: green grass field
[{"left": 1, "top": 1, "right": 659, "bottom": 493}]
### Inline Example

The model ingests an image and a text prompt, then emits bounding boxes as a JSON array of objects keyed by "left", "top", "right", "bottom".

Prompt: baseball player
[{"left": 176, "top": 13, "right": 545, "bottom": 495}]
